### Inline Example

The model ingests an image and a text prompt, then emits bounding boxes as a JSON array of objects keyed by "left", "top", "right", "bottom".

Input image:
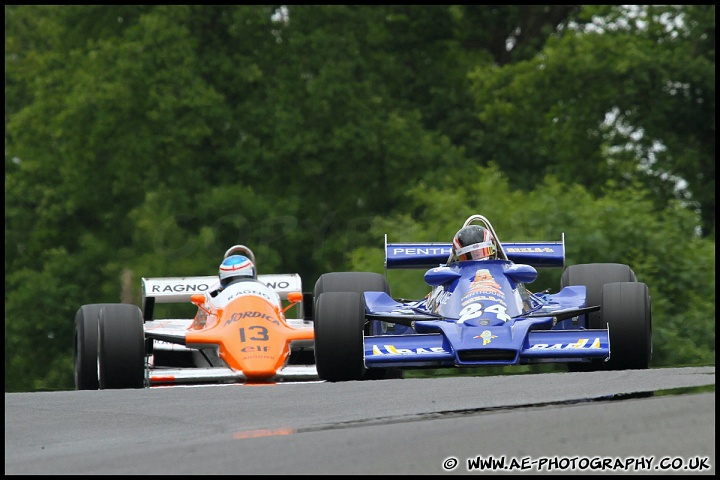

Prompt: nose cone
[
  {"left": 243, "top": 369, "right": 279, "bottom": 382},
  {"left": 218, "top": 295, "right": 291, "bottom": 377},
  {"left": 184, "top": 290, "right": 313, "bottom": 383}
]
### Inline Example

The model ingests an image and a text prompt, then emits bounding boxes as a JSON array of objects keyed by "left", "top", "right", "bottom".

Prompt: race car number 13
[{"left": 239, "top": 325, "right": 269, "bottom": 342}]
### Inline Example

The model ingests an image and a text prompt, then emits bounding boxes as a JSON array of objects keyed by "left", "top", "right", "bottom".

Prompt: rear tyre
[
  {"left": 74, "top": 304, "right": 108, "bottom": 390},
  {"left": 601, "top": 282, "right": 652, "bottom": 370},
  {"left": 314, "top": 272, "right": 390, "bottom": 301},
  {"left": 314, "top": 292, "right": 366, "bottom": 382},
  {"left": 313, "top": 272, "right": 390, "bottom": 337},
  {"left": 98, "top": 304, "right": 146, "bottom": 389},
  {"left": 561, "top": 263, "right": 637, "bottom": 329},
  {"left": 561, "top": 263, "right": 637, "bottom": 372}
]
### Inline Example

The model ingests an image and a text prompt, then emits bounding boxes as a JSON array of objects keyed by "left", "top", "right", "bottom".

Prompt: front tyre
[
  {"left": 601, "top": 282, "right": 652, "bottom": 370},
  {"left": 314, "top": 292, "right": 366, "bottom": 382},
  {"left": 313, "top": 272, "right": 399, "bottom": 380},
  {"left": 98, "top": 304, "right": 146, "bottom": 389}
]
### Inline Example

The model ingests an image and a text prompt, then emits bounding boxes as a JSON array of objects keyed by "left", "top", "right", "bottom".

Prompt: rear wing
[
  {"left": 385, "top": 235, "right": 565, "bottom": 270},
  {"left": 141, "top": 274, "right": 304, "bottom": 320}
]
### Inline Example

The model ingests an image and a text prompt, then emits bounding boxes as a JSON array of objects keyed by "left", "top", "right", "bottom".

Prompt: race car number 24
[{"left": 457, "top": 303, "right": 510, "bottom": 323}]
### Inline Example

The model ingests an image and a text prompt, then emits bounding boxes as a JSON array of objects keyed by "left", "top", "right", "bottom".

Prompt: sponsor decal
[
  {"left": 528, "top": 338, "right": 602, "bottom": 350},
  {"left": 506, "top": 247, "right": 555, "bottom": 253},
  {"left": 225, "top": 287, "right": 273, "bottom": 302},
  {"left": 474, "top": 330, "right": 497, "bottom": 345},
  {"left": 392, "top": 247, "right": 452, "bottom": 256},
  {"left": 462, "top": 295, "right": 507, "bottom": 307},
  {"left": 151, "top": 282, "right": 211, "bottom": 293},
  {"left": 225, "top": 311, "right": 280, "bottom": 326},
  {"left": 264, "top": 281, "right": 291, "bottom": 290},
  {"left": 371, "top": 345, "right": 449, "bottom": 356},
  {"left": 463, "top": 269, "right": 504, "bottom": 298},
  {"left": 241, "top": 345, "right": 272, "bottom": 353}
]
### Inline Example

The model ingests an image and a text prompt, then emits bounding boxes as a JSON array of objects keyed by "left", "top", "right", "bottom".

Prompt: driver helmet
[
  {"left": 452, "top": 225, "right": 497, "bottom": 261},
  {"left": 219, "top": 255, "right": 256, "bottom": 287}
]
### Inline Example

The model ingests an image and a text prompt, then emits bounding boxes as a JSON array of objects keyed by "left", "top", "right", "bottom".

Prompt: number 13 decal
[
  {"left": 457, "top": 303, "right": 510, "bottom": 323},
  {"left": 239, "top": 325, "right": 269, "bottom": 342}
]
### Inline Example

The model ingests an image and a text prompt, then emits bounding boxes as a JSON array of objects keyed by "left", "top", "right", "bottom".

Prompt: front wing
[
  {"left": 147, "top": 365, "right": 319, "bottom": 386},
  {"left": 363, "top": 324, "right": 610, "bottom": 369}
]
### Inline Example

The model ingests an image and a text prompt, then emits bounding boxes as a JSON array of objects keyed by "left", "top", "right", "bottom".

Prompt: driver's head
[
  {"left": 452, "top": 225, "right": 497, "bottom": 261},
  {"left": 219, "top": 255, "right": 256, "bottom": 287}
]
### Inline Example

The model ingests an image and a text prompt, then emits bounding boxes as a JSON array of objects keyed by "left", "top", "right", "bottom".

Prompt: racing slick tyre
[
  {"left": 601, "top": 282, "right": 652, "bottom": 370},
  {"left": 314, "top": 291, "right": 366, "bottom": 382},
  {"left": 314, "top": 272, "right": 390, "bottom": 301},
  {"left": 98, "top": 304, "right": 146, "bottom": 389},
  {"left": 313, "top": 271, "right": 390, "bottom": 336},
  {"left": 560, "top": 263, "right": 637, "bottom": 329},
  {"left": 74, "top": 304, "right": 109, "bottom": 390},
  {"left": 561, "top": 263, "right": 637, "bottom": 372},
  {"left": 313, "top": 272, "right": 402, "bottom": 380}
]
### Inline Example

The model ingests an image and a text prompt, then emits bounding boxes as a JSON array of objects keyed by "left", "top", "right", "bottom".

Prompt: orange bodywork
[{"left": 185, "top": 294, "right": 313, "bottom": 382}]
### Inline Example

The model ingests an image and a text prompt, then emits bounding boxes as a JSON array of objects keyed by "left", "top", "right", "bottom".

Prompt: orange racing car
[{"left": 73, "top": 245, "right": 317, "bottom": 389}]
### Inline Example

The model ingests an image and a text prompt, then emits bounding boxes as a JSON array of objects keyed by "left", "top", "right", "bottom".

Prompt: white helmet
[{"left": 219, "top": 255, "right": 256, "bottom": 287}]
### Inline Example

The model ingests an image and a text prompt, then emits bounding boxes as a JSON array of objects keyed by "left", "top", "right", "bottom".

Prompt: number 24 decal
[{"left": 457, "top": 303, "right": 510, "bottom": 323}]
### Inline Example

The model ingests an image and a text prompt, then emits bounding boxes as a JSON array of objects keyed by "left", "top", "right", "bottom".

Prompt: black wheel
[
  {"left": 313, "top": 272, "right": 396, "bottom": 380},
  {"left": 561, "top": 263, "right": 637, "bottom": 372},
  {"left": 314, "top": 272, "right": 390, "bottom": 299},
  {"left": 602, "top": 282, "right": 652, "bottom": 370},
  {"left": 561, "top": 263, "right": 637, "bottom": 329},
  {"left": 98, "top": 304, "right": 146, "bottom": 389},
  {"left": 314, "top": 271, "right": 389, "bottom": 336},
  {"left": 74, "top": 304, "right": 108, "bottom": 390},
  {"left": 314, "top": 292, "right": 366, "bottom": 382}
]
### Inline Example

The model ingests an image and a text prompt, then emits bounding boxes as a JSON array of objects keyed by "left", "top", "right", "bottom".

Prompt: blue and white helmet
[{"left": 219, "top": 255, "right": 256, "bottom": 287}]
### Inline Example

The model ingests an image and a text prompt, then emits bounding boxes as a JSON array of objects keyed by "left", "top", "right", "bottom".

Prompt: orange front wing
[{"left": 185, "top": 294, "right": 314, "bottom": 382}]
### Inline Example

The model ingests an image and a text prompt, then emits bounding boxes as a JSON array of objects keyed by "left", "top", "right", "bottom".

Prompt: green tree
[{"left": 467, "top": 5, "right": 715, "bottom": 237}]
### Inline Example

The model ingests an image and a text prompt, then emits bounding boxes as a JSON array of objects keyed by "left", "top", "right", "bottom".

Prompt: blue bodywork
[{"left": 361, "top": 239, "right": 608, "bottom": 370}]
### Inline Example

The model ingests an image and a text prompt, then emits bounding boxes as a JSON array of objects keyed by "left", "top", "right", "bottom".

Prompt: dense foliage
[{"left": 5, "top": 6, "right": 715, "bottom": 392}]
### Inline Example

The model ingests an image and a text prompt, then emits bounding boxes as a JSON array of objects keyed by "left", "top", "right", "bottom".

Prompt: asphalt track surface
[{"left": 5, "top": 366, "right": 715, "bottom": 475}]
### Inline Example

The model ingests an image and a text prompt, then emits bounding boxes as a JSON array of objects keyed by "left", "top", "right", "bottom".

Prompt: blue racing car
[{"left": 312, "top": 214, "right": 652, "bottom": 381}]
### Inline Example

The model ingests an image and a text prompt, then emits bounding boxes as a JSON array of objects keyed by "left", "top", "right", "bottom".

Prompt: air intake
[{"left": 457, "top": 349, "right": 517, "bottom": 362}]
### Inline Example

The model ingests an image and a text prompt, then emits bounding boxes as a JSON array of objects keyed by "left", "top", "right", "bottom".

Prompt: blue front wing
[{"left": 363, "top": 327, "right": 610, "bottom": 369}]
